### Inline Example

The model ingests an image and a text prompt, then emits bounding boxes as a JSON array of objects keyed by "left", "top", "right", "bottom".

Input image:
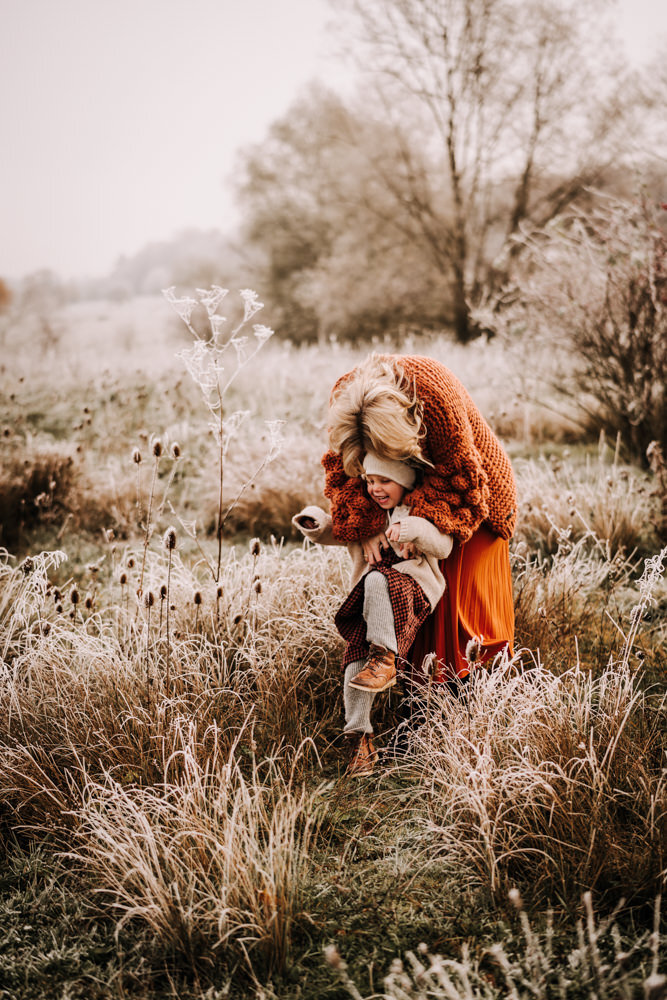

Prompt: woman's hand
[{"left": 361, "top": 532, "right": 389, "bottom": 565}]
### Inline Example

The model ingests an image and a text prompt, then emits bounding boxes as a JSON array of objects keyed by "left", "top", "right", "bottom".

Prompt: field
[{"left": 0, "top": 292, "right": 665, "bottom": 999}]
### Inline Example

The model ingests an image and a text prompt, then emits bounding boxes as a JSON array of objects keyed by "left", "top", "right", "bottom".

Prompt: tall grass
[
  {"left": 71, "top": 729, "right": 326, "bottom": 976},
  {"left": 0, "top": 542, "right": 347, "bottom": 836},
  {"left": 398, "top": 660, "right": 666, "bottom": 904}
]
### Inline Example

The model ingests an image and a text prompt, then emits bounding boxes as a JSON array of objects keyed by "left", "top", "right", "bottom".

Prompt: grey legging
[{"left": 343, "top": 570, "right": 398, "bottom": 734}]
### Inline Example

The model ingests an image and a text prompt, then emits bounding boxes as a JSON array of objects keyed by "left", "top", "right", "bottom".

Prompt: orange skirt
[{"left": 410, "top": 525, "right": 514, "bottom": 683}]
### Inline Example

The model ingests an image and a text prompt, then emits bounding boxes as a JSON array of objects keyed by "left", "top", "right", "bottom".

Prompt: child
[{"left": 293, "top": 451, "right": 453, "bottom": 776}]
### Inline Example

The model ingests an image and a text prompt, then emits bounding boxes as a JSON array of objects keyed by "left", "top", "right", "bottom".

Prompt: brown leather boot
[
  {"left": 348, "top": 645, "right": 397, "bottom": 692},
  {"left": 344, "top": 731, "right": 377, "bottom": 777}
]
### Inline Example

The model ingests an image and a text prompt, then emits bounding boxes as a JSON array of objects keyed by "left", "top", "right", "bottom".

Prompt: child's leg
[
  {"left": 362, "top": 570, "right": 398, "bottom": 652},
  {"left": 344, "top": 571, "right": 399, "bottom": 716},
  {"left": 343, "top": 660, "right": 374, "bottom": 733}
]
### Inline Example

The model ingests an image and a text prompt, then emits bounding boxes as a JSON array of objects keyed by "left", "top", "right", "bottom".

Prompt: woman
[{"left": 324, "top": 353, "right": 516, "bottom": 689}]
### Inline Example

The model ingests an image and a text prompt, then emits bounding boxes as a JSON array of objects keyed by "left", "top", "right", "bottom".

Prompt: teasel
[
  {"left": 138, "top": 439, "right": 163, "bottom": 595},
  {"left": 465, "top": 635, "right": 483, "bottom": 667},
  {"left": 163, "top": 528, "right": 177, "bottom": 693},
  {"left": 69, "top": 587, "right": 81, "bottom": 624},
  {"left": 215, "top": 583, "right": 223, "bottom": 626},
  {"left": 158, "top": 584, "right": 167, "bottom": 636},
  {"left": 193, "top": 590, "right": 202, "bottom": 631},
  {"left": 144, "top": 591, "right": 155, "bottom": 708}
]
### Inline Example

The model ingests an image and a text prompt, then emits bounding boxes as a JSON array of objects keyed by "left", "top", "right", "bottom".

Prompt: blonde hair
[{"left": 328, "top": 355, "right": 428, "bottom": 477}]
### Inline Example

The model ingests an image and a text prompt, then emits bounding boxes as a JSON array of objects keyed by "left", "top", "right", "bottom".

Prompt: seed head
[
  {"left": 127, "top": 557, "right": 135, "bottom": 568},
  {"left": 233, "top": 613, "right": 242, "bottom": 625},
  {"left": 465, "top": 635, "right": 483, "bottom": 665},
  {"left": 163, "top": 527, "right": 177, "bottom": 551},
  {"left": 323, "top": 945, "right": 343, "bottom": 969},
  {"left": 421, "top": 652, "right": 437, "bottom": 679},
  {"left": 193, "top": 591, "right": 202, "bottom": 605},
  {"left": 70, "top": 588, "right": 80, "bottom": 605},
  {"left": 21, "top": 557, "right": 34, "bottom": 575},
  {"left": 253, "top": 579, "right": 262, "bottom": 595},
  {"left": 53, "top": 589, "right": 62, "bottom": 603},
  {"left": 144, "top": 591, "right": 155, "bottom": 608},
  {"left": 508, "top": 888, "right": 523, "bottom": 910},
  {"left": 119, "top": 573, "right": 127, "bottom": 586},
  {"left": 87, "top": 563, "right": 99, "bottom": 576},
  {"left": 132, "top": 448, "right": 142, "bottom": 465},
  {"left": 42, "top": 622, "right": 51, "bottom": 636},
  {"left": 160, "top": 584, "right": 167, "bottom": 600},
  {"left": 171, "top": 442, "right": 181, "bottom": 459},
  {"left": 250, "top": 538, "right": 261, "bottom": 557},
  {"left": 56, "top": 604, "right": 63, "bottom": 614},
  {"left": 216, "top": 585, "right": 223, "bottom": 599},
  {"left": 85, "top": 596, "right": 94, "bottom": 610},
  {"left": 152, "top": 438, "right": 163, "bottom": 458}
]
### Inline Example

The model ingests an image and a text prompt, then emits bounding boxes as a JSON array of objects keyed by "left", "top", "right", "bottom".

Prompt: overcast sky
[{"left": 1, "top": 0, "right": 665, "bottom": 282}]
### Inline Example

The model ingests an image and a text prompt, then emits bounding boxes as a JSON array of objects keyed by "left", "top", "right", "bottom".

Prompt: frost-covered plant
[
  {"left": 163, "top": 286, "right": 284, "bottom": 580},
  {"left": 478, "top": 194, "right": 667, "bottom": 467},
  {"left": 326, "top": 893, "right": 664, "bottom": 999}
]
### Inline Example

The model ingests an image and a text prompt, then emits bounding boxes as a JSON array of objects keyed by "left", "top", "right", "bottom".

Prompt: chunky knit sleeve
[
  {"left": 398, "top": 356, "right": 516, "bottom": 543},
  {"left": 322, "top": 450, "right": 386, "bottom": 542}
]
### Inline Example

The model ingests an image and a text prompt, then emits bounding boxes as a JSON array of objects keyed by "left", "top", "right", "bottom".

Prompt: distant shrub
[
  {"left": 0, "top": 439, "right": 76, "bottom": 547},
  {"left": 481, "top": 195, "right": 667, "bottom": 467}
]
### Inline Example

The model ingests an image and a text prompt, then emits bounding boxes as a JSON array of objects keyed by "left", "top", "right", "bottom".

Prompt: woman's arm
[
  {"left": 291, "top": 506, "right": 340, "bottom": 545},
  {"left": 322, "top": 450, "right": 385, "bottom": 542},
  {"left": 397, "top": 357, "right": 490, "bottom": 542}
]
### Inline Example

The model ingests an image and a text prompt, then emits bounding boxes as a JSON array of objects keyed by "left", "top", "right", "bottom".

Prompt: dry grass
[
  {"left": 0, "top": 542, "right": 347, "bottom": 838},
  {"left": 0, "top": 306, "right": 666, "bottom": 995},
  {"left": 514, "top": 439, "right": 658, "bottom": 560},
  {"left": 71, "top": 731, "right": 326, "bottom": 977},
  {"left": 327, "top": 892, "right": 665, "bottom": 999},
  {"left": 397, "top": 660, "right": 666, "bottom": 905}
]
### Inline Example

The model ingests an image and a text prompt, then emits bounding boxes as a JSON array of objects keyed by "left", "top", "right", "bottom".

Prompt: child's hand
[{"left": 386, "top": 523, "right": 401, "bottom": 542}]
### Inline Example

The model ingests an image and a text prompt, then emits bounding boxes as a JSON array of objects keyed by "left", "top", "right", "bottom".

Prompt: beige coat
[{"left": 292, "top": 504, "right": 453, "bottom": 611}]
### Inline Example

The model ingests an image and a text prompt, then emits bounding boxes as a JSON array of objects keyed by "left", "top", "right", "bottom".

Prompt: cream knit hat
[{"left": 362, "top": 451, "right": 417, "bottom": 490}]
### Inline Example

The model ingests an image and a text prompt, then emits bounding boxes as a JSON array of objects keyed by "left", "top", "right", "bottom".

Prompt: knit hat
[{"left": 362, "top": 451, "right": 417, "bottom": 490}]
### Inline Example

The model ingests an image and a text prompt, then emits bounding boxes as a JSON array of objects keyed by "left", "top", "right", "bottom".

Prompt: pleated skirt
[{"left": 410, "top": 524, "right": 514, "bottom": 683}]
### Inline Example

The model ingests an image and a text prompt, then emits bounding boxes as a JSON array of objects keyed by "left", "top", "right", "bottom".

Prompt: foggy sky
[{"left": 0, "top": 0, "right": 664, "bottom": 281}]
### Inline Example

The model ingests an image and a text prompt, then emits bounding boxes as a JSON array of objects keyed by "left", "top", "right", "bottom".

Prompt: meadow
[{"left": 0, "top": 290, "right": 665, "bottom": 999}]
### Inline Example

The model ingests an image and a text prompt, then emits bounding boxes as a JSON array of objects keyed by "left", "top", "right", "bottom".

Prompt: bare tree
[
  {"left": 235, "top": 83, "right": 452, "bottom": 340},
  {"left": 334, "top": 0, "right": 644, "bottom": 340}
]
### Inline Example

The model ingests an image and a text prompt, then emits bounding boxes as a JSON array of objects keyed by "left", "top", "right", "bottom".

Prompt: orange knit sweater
[{"left": 323, "top": 355, "right": 517, "bottom": 544}]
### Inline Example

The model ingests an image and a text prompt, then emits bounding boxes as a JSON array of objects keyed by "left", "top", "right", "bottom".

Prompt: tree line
[{"left": 233, "top": 0, "right": 665, "bottom": 343}]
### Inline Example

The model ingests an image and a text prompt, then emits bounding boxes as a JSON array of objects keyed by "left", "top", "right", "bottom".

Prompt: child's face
[{"left": 365, "top": 474, "right": 406, "bottom": 510}]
